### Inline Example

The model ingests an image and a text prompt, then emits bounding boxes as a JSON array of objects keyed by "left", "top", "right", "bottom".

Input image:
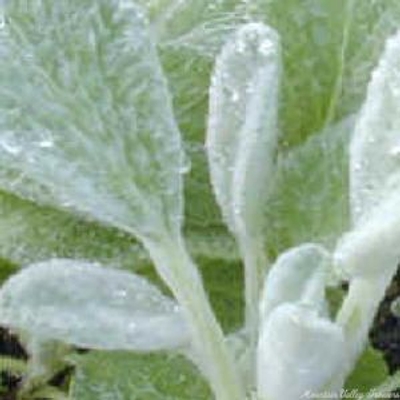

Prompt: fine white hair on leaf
[
  {"left": 350, "top": 29, "right": 400, "bottom": 225},
  {"left": 257, "top": 303, "right": 345, "bottom": 400},
  {"left": 206, "top": 21, "right": 281, "bottom": 240},
  {"left": 335, "top": 30, "right": 400, "bottom": 277},
  {"left": 0, "top": 259, "right": 189, "bottom": 351},
  {"left": 0, "top": 1, "right": 185, "bottom": 241},
  {"left": 259, "top": 243, "right": 331, "bottom": 319}
]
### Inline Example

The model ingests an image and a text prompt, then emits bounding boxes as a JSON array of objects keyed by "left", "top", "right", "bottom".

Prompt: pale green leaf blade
[
  {"left": 257, "top": 303, "right": 345, "bottom": 400},
  {"left": 260, "top": 243, "right": 331, "bottom": 319},
  {"left": 335, "top": 31, "right": 400, "bottom": 277},
  {"left": 265, "top": 115, "right": 354, "bottom": 255},
  {"left": 0, "top": 1, "right": 184, "bottom": 240},
  {"left": 0, "top": 190, "right": 240, "bottom": 270},
  {"left": 350, "top": 30, "right": 400, "bottom": 224},
  {"left": 70, "top": 351, "right": 212, "bottom": 400},
  {"left": 0, "top": 259, "right": 188, "bottom": 351},
  {"left": 0, "top": 191, "right": 144, "bottom": 269},
  {"left": 206, "top": 22, "right": 281, "bottom": 239}
]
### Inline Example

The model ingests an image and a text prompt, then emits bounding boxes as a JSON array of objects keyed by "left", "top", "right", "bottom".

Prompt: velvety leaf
[
  {"left": 70, "top": 351, "right": 212, "bottom": 400},
  {"left": 265, "top": 115, "right": 354, "bottom": 256},
  {"left": 207, "top": 22, "right": 281, "bottom": 240},
  {"left": 0, "top": 1, "right": 184, "bottom": 240},
  {"left": 0, "top": 190, "right": 239, "bottom": 268},
  {"left": 0, "top": 259, "right": 188, "bottom": 351},
  {"left": 260, "top": 243, "right": 331, "bottom": 319},
  {"left": 350, "top": 29, "right": 400, "bottom": 224},
  {"left": 257, "top": 303, "right": 345, "bottom": 400},
  {"left": 335, "top": 31, "right": 400, "bottom": 277}
]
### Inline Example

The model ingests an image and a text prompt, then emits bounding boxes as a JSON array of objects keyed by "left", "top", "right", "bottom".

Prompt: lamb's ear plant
[{"left": 0, "top": 1, "right": 400, "bottom": 400}]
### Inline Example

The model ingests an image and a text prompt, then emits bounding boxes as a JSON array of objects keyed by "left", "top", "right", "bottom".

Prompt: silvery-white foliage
[
  {"left": 350, "top": 30, "right": 400, "bottom": 225},
  {"left": 260, "top": 243, "right": 331, "bottom": 319},
  {"left": 206, "top": 22, "right": 281, "bottom": 240},
  {"left": 0, "top": 0, "right": 184, "bottom": 240},
  {"left": 257, "top": 303, "right": 345, "bottom": 400},
  {"left": 0, "top": 259, "right": 188, "bottom": 351},
  {"left": 335, "top": 30, "right": 400, "bottom": 277}
]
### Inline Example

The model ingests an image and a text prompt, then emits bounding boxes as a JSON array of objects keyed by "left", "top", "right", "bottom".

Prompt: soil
[
  {"left": 0, "top": 329, "right": 26, "bottom": 400},
  {"left": 370, "top": 268, "right": 400, "bottom": 374},
  {"left": 1, "top": 271, "right": 400, "bottom": 400}
]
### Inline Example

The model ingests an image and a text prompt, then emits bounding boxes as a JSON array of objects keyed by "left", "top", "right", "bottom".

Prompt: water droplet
[
  {"left": 0, "top": 141, "right": 21, "bottom": 155},
  {"left": 233, "top": 206, "right": 241, "bottom": 216},
  {"left": 231, "top": 90, "right": 239, "bottom": 103},
  {"left": 390, "top": 145, "right": 400, "bottom": 157},
  {"left": 114, "top": 289, "right": 128, "bottom": 299},
  {"left": 38, "top": 139, "right": 54, "bottom": 149},
  {"left": 0, "top": 13, "right": 5, "bottom": 30},
  {"left": 236, "top": 40, "right": 246, "bottom": 54},
  {"left": 258, "top": 40, "right": 273, "bottom": 56},
  {"left": 179, "top": 155, "right": 191, "bottom": 174},
  {"left": 353, "top": 162, "right": 362, "bottom": 172},
  {"left": 128, "top": 322, "right": 137, "bottom": 331}
]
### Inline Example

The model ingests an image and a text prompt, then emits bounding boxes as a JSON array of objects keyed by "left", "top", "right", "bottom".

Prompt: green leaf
[
  {"left": 361, "top": 371, "right": 400, "bottom": 400},
  {"left": 70, "top": 351, "right": 212, "bottom": 400},
  {"left": 265, "top": 115, "right": 354, "bottom": 256},
  {"left": 249, "top": 0, "right": 400, "bottom": 146},
  {"left": 200, "top": 257, "right": 243, "bottom": 332},
  {"left": 0, "top": 191, "right": 143, "bottom": 269},
  {"left": 0, "top": 190, "right": 239, "bottom": 269},
  {"left": 0, "top": 1, "right": 184, "bottom": 240},
  {"left": 345, "top": 346, "right": 389, "bottom": 394},
  {"left": 0, "top": 259, "right": 188, "bottom": 351}
]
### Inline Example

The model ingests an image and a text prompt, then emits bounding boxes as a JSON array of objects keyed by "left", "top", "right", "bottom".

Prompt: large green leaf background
[{"left": 0, "top": 1, "right": 399, "bottom": 398}]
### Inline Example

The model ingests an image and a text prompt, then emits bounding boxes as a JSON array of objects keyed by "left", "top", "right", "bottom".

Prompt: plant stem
[
  {"left": 144, "top": 235, "right": 245, "bottom": 400},
  {"left": 335, "top": 275, "right": 390, "bottom": 388},
  {"left": 239, "top": 235, "right": 268, "bottom": 386}
]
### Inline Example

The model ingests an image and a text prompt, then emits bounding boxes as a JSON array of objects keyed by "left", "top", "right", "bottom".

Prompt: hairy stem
[
  {"left": 335, "top": 275, "right": 390, "bottom": 389},
  {"left": 239, "top": 235, "right": 268, "bottom": 387},
  {"left": 144, "top": 235, "right": 245, "bottom": 400}
]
